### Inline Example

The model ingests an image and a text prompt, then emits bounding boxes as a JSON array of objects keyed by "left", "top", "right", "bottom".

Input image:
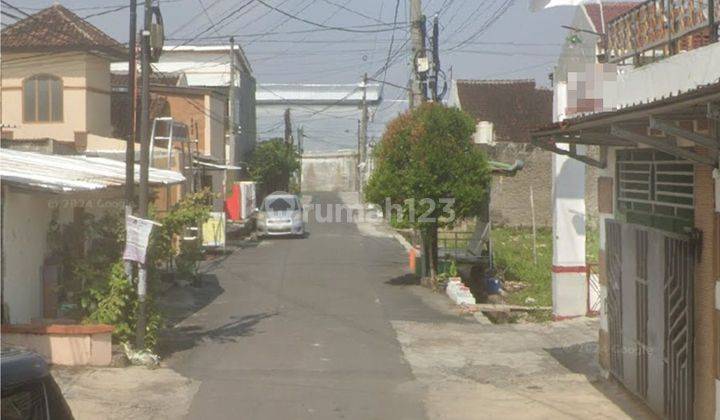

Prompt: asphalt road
[{"left": 165, "top": 192, "right": 459, "bottom": 419}]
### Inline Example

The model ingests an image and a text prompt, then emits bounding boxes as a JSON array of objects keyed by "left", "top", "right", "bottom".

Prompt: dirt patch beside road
[
  {"left": 392, "top": 317, "right": 657, "bottom": 419},
  {"left": 53, "top": 366, "right": 199, "bottom": 419}
]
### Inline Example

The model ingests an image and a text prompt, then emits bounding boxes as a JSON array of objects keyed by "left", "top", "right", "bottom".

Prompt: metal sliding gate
[{"left": 605, "top": 220, "right": 695, "bottom": 420}]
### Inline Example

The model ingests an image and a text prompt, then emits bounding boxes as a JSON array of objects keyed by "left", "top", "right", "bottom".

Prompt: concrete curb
[
  {"left": 473, "top": 312, "right": 494, "bottom": 325},
  {"left": 390, "top": 229, "right": 414, "bottom": 252}
]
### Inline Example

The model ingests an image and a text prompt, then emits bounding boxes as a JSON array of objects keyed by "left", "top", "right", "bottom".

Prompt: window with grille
[
  {"left": 23, "top": 74, "right": 63, "bottom": 123},
  {"left": 616, "top": 148, "right": 694, "bottom": 232}
]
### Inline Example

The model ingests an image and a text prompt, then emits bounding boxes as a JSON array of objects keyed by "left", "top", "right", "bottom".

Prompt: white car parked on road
[{"left": 256, "top": 192, "right": 305, "bottom": 237}]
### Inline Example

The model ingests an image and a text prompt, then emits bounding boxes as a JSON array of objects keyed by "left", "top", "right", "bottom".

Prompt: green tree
[
  {"left": 365, "top": 103, "right": 491, "bottom": 281},
  {"left": 249, "top": 138, "right": 301, "bottom": 199}
]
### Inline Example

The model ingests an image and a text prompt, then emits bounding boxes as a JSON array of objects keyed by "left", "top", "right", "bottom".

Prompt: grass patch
[{"left": 492, "top": 225, "right": 599, "bottom": 322}]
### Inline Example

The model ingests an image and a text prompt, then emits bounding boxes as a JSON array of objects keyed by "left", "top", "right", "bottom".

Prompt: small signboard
[
  {"left": 123, "top": 214, "right": 156, "bottom": 263},
  {"left": 202, "top": 212, "right": 226, "bottom": 249}
]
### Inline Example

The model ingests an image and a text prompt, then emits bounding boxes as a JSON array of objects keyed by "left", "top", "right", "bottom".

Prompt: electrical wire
[
  {"left": 254, "top": 0, "right": 409, "bottom": 34},
  {"left": 318, "top": 0, "right": 388, "bottom": 25},
  {"left": 377, "top": 0, "right": 402, "bottom": 102},
  {"left": 167, "top": 0, "right": 226, "bottom": 37},
  {"left": 448, "top": 0, "right": 517, "bottom": 50},
  {"left": 1, "top": 10, "right": 21, "bottom": 21},
  {"left": 195, "top": 0, "right": 223, "bottom": 39},
  {"left": 83, "top": 5, "right": 128, "bottom": 19},
  {"left": 247, "top": 0, "right": 348, "bottom": 64},
  {"left": 169, "top": 0, "right": 255, "bottom": 51}
]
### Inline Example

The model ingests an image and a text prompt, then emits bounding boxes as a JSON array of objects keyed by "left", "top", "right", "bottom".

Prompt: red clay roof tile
[
  {"left": 584, "top": 2, "right": 640, "bottom": 33},
  {"left": 1, "top": 4, "right": 126, "bottom": 60},
  {"left": 455, "top": 79, "right": 553, "bottom": 143}
]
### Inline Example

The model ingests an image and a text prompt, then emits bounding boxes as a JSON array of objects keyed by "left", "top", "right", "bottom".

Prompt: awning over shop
[
  {"left": 0, "top": 148, "right": 185, "bottom": 193},
  {"left": 531, "top": 80, "right": 720, "bottom": 168}
]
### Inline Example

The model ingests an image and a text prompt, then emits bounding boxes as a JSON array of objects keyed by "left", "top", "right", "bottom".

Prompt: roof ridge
[
  {"left": 1, "top": 4, "right": 125, "bottom": 59},
  {"left": 456, "top": 78, "right": 536, "bottom": 85},
  {"left": 56, "top": 5, "right": 95, "bottom": 43}
]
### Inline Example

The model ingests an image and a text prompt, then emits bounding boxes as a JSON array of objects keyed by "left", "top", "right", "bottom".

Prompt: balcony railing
[{"left": 606, "top": 0, "right": 719, "bottom": 64}]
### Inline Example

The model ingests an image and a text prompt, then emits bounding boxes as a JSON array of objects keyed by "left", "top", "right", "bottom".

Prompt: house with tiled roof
[
  {"left": 447, "top": 79, "right": 596, "bottom": 228},
  {"left": 1, "top": 4, "right": 127, "bottom": 149},
  {"left": 0, "top": 6, "right": 188, "bottom": 331}
]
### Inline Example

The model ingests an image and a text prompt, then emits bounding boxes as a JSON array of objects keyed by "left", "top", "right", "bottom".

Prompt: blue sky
[
  {"left": 9, "top": 0, "right": 577, "bottom": 91},
  {"left": 7, "top": 0, "right": 583, "bottom": 149}
]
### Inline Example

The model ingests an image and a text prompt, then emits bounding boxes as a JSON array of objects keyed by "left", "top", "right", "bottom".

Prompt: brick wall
[
  {"left": 487, "top": 143, "right": 599, "bottom": 228},
  {"left": 693, "top": 150, "right": 717, "bottom": 419},
  {"left": 163, "top": 94, "right": 208, "bottom": 154}
]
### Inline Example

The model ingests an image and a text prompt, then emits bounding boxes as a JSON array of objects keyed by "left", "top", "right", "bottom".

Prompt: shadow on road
[
  {"left": 157, "top": 274, "right": 225, "bottom": 357},
  {"left": 159, "top": 312, "right": 277, "bottom": 358},
  {"left": 545, "top": 342, "right": 657, "bottom": 419},
  {"left": 385, "top": 273, "right": 421, "bottom": 286}
]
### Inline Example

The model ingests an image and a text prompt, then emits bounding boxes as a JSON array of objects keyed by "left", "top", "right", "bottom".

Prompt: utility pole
[
  {"left": 228, "top": 37, "right": 237, "bottom": 169},
  {"left": 359, "top": 73, "right": 368, "bottom": 194},
  {"left": 284, "top": 108, "right": 292, "bottom": 146},
  {"left": 296, "top": 126, "right": 303, "bottom": 193},
  {"left": 125, "top": 0, "right": 137, "bottom": 207},
  {"left": 296, "top": 126, "right": 304, "bottom": 155},
  {"left": 430, "top": 14, "right": 440, "bottom": 101},
  {"left": 710, "top": 0, "right": 717, "bottom": 42},
  {"left": 124, "top": 0, "right": 138, "bottom": 280},
  {"left": 226, "top": 37, "right": 236, "bottom": 198},
  {"left": 135, "top": 0, "right": 152, "bottom": 350},
  {"left": 409, "top": 0, "right": 426, "bottom": 108},
  {"left": 409, "top": 0, "right": 432, "bottom": 279},
  {"left": 356, "top": 119, "right": 361, "bottom": 191}
]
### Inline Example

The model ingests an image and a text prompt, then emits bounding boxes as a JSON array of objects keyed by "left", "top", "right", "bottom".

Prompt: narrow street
[
  {"left": 162, "top": 192, "right": 461, "bottom": 419},
  {"left": 3, "top": 1, "right": 718, "bottom": 418},
  {"left": 149, "top": 192, "right": 655, "bottom": 420}
]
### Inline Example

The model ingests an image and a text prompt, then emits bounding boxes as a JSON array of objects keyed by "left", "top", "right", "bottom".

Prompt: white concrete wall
[
  {"left": 301, "top": 151, "right": 358, "bottom": 192},
  {"left": 615, "top": 42, "right": 720, "bottom": 109},
  {"left": 551, "top": 77, "right": 587, "bottom": 318},
  {"left": 1, "top": 188, "right": 118, "bottom": 323},
  {"left": 2, "top": 189, "right": 56, "bottom": 323}
]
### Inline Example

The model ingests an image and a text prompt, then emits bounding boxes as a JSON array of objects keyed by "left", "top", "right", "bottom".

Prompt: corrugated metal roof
[
  {"left": 0, "top": 149, "right": 185, "bottom": 193},
  {"left": 533, "top": 79, "right": 720, "bottom": 135}
]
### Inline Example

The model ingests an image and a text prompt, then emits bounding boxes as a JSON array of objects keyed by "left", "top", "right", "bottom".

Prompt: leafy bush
[
  {"left": 249, "top": 138, "right": 301, "bottom": 199},
  {"left": 48, "top": 210, "right": 125, "bottom": 309},
  {"left": 81, "top": 262, "right": 163, "bottom": 349},
  {"left": 47, "top": 190, "right": 212, "bottom": 350},
  {"left": 365, "top": 103, "right": 491, "bottom": 279},
  {"left": 148, "top": 189, "right": 213, "bottom": 273},
  {"left": 81, "top": 262, "right": 135, "bottom": 343},
  {"left": 389, "top": 212, "right": 412, "bottom": 229}
]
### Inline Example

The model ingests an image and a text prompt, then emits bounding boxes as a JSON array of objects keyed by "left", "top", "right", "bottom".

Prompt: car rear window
[{"left": 265, "top": 197, "right": 296, "bottom": 212}]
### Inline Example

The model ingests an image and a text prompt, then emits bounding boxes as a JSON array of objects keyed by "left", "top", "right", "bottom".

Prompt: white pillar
[{"left": 551, "top": 81, "right": 588, "bottom": 319}]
